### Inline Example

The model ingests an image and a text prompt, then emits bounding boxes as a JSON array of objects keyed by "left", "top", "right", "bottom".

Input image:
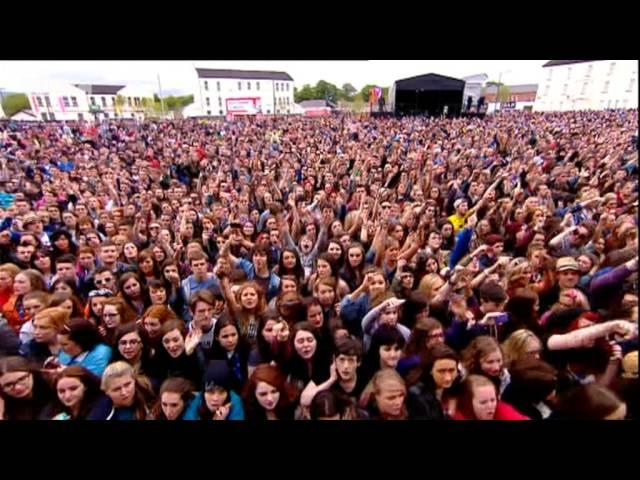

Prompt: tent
[{"left": 389, "top": 73, "right": 465, "bottom": 117}]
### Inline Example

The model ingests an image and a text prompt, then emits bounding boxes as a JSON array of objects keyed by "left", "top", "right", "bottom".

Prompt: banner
[{"left": 225, "top": 97, "right": 262, "bottom": 115}]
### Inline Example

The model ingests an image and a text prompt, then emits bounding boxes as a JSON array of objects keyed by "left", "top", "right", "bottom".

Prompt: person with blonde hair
[
  {"left": 364, "top": 368, "right": 431, "bottom": 420},
  {"left": 20, "top": 307, "right": 70, "bottom": 366},
  {"left": 96, "top": 361, "right": 155, "bottom": 420},
  {"left": 501, "top": 329, "right": 543, "bottom": 368}
]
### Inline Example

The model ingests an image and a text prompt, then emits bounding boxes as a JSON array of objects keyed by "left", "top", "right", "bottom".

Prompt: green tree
[
  {"left": 115, "top": 95, "right": 126, "bottom": 114},
  {"left": 342, "top": 83, "right": 357, "bottom": 99},
  {"left": 314, "top": 80, "right": 340, "bottom": 103},
  {"left": 485, "top": 81, "right": 511, "bottom": 102},
  {"left": 294, "top": 84, "right": 316, "bottom": 102},
  {"left": 1, "top": 93, "right": 30, "bottom": 117}
]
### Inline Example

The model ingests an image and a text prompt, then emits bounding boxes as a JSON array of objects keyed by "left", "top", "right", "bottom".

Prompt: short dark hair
[
  {"left": 334, "top": 336, "right": 363, "bottom": 360},
  {"left": 55, "top": 254, "right": 77, "bottom": 266},
  {"left": 251, "top": 246, "right": 270, "bottom": 258},
  {"left": 479, "top": 281, "right": 508, "bottom": 304}
]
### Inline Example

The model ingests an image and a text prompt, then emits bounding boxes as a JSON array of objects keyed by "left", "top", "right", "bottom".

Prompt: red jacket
[{"left": 452, "top": 401, "right": 530, "bottom": 421}]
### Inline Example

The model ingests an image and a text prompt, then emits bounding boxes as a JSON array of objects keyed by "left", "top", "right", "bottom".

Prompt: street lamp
[{"left": 494, "top": 70, "right": 511, "bottom": 113}]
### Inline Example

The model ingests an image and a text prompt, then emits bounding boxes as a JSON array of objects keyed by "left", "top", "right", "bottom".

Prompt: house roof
[
  {"left": 543, "top": 60, "right": 600, "bottom": 68},
  {"left": 74, "top": 84, "right": 125, "bottom": 95},
  {"left": 196, "top": 68, "right": 293, "bottom": 81},
  {"left": 484, "top": 84, "right": 538, "bottom": 94},
  {"left": 394, "top": 73, "right": 465, "bottom": 92},
  {"left": 11, "top": 109, "right": 37, "bottom": 118}
]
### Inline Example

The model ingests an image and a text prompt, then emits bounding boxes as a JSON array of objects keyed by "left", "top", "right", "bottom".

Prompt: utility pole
[{"left": 158, "top": 74, "right": 165, "bottom": 118}]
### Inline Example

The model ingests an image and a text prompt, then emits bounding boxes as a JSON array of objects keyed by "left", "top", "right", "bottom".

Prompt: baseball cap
[{"left": 556, "top": 257, "right": 579, "bottom": 272}]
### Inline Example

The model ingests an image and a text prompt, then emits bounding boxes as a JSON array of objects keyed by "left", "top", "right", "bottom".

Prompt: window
[
  {"left": 587, "top": 64, "right": 593, "bottom": 77},
  {"left": 36, "top": 96, "right": 43, "bottom": 107},
  {"left": 219, "top": 110, "right": 223, "bottom": 115},
  {"left": 218, "top": 98, "right": 222, "bottom": 107},
  {"left": 256, "top": 82, "right": 260, "bottom": 91},
  {"left": 71, "top": 96, "right": 78, "bottom": 107},
  {"left": 217, "top": 81, "right": 221, "bottom": 91},
  {"left": 608, "top": 62, "right": 616, "bottom": 75},
  {"left": 63, "top": 97, "right": 70, "bottom": 108},
  {"left": 238, "top": 81, "right": 242, "bottom": 90},
  {"left": 286, "top": 83, "right": 290, "bottom": 91},
  {"left": 207, "top": 110, "right": 211, "bottom": 116},
  {"left": 128, "top": 97, "right": 132, "bottom": 107},
  {"left": 101, "top": 96, "right": 107, "bottom": 107},
  {"left": 114, "top": 112, "right": 119, "bottom": 118},
  {"left": 134, "top": 97, "right": 140, "bottom": 107},
  {"left": 607, "top": 100, "right": 612, "bottom": 109},
  {"left": 247, "top": 82, "right": 251, "bottom": 90},
  {"left": 112, "top": 97, "right": 116, "bottom": 106},
  {"left": 41, "top": 113, "right": 47, "bottom": 121},
  {"left": 603, "top": 81, "right": 610, "bottom": 94},
  {"left": 104, "top": 112, "right": 109, "bottom": 119},
  {"left": 581, "top": 82, "right": 588, "bottom": 96},
  {"left": 77, "top": 113, "right": 84, "bottom": 121},
  {"left": 206, "top": 97, "right": 210, "bottom": 106},
  {"left": 567, "top": 67, "right": 572, "bottom": 80},
  {"left": 90, "top": 96, "right": 96, "bottom": 106},
  {"left": 276, "top": 83, "right": 279, "bottom": 92},
  {"left": 204, "top": 81, "right": 209, "bottom": 91},
  {"left": 44, "top": 96, "right": 51, "bottom": 107},
  {"left": 49, "top": 112, "right": 55, "bottom": 120}
]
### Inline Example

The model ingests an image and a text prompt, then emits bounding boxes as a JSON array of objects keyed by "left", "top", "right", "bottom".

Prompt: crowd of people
[{"left": 0, "top": 108, "right": 637, "bottom": 420}]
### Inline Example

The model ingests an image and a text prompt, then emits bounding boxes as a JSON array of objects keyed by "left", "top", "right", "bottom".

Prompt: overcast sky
[{"left": 0, "top": 60, "right": 547, "bottom": 95}]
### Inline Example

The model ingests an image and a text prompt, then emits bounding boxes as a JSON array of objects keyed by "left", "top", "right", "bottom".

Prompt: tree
[
  {"left": 314, "top": 80, "right": 340, "bottom": 103},
  {"left": 115, "top": 95, "right": 126, "bottom": 114},
  {"left": 1, "top": 93, "right": 30, "bottom": 117},
  {"left": 485, "top": 81, "right": 511, "bottom": 103},
  {"left": 342, "top": 83, "right": 357, "bottom": 100},
  {"left": 294, "top": 84, "right": 316, "bottom": 103}
]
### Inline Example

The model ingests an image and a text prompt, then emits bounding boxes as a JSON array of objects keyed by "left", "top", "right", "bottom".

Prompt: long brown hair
[
  {"left": 242, "top": 364, "right": 298, "bottom": 420},
  {"left": 151, "top": 377, "right": 195, "bottom": 420},
  {"left": 50, "top": 366, "right": 103, "bottom": 420}
]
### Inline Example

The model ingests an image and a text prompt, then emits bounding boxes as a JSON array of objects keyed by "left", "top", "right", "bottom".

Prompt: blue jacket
[
  {"left": 340, "top": 293, "right": 370, "bottom": 337},
  {"left": 182, "top": 390, "right": 245, "bottom": 420},
  {"left": 236, "top": 258, "right": 280, "bottom": 302},
  {"left": 58, "top": 343, "right": 112, "bottom": 377}
]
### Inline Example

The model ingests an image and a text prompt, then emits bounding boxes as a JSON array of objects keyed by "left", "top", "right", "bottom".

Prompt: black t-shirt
[{"left": 330, "top": 373, "right": 369, "bottom": 402}]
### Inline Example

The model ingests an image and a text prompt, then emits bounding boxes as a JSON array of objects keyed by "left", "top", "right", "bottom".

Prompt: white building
[
  {"left": 194, "top": 68, "right": 294, "bottom": 117},
  {"left": 534, "top": 60, "right": 638, "bottom": 111},
  {"left": 462, "top": 73, "right": 488, "bottom": 111},
  {"left": 26, "top": 82, "right": 155, "bottom": 122}
]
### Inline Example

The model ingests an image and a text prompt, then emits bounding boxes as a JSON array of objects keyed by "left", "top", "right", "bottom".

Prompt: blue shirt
[{"left": 58, "top": 343, "right": 112, "bottom": 377}]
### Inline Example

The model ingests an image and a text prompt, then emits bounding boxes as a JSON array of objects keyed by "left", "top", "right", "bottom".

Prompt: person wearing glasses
[
  {"left": 0, "top": 356, "right": 56, "bottom": 420},
  {"left": 109, "top": 323, "right": 159, "bottom": 384}
]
